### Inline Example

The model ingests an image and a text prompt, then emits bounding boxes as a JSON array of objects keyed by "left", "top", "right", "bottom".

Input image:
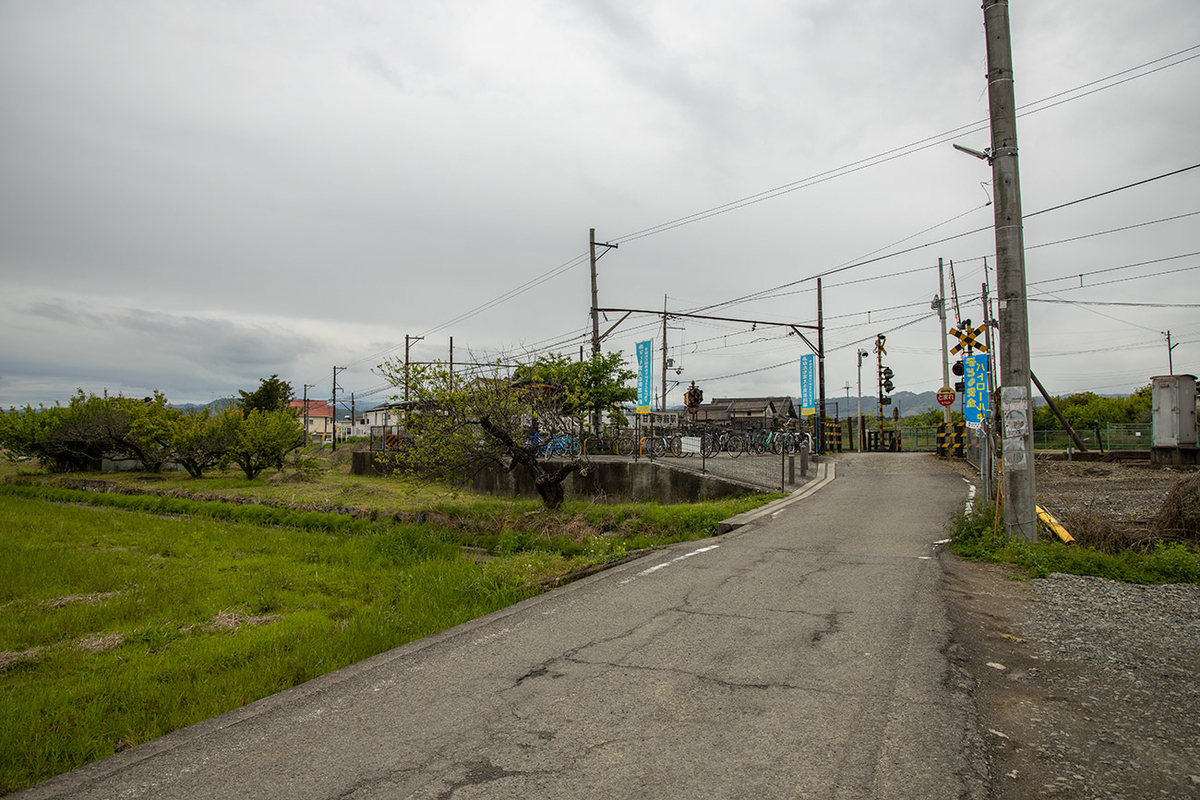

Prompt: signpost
[{"left": 936, "top": 386, "right": 956, "bottom": 408}]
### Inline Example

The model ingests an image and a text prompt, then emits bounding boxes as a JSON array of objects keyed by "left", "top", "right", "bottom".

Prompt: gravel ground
[{"left": 946, "top": 457, "right": 1200, "bottom": 799}]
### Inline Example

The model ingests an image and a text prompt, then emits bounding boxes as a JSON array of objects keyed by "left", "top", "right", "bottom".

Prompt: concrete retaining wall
[{"left": 352, "top": 452, "right": 764, "bottom": 504}]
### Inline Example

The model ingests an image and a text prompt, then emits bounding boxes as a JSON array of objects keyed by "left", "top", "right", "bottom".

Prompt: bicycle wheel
[{"left": 728, "top": 435, "right": 745, "bottom": 458}]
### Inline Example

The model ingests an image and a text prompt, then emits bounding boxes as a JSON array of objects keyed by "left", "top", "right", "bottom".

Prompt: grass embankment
[
  {"left": 947, "top": 503, "right": 1200, "bottom": 584},
  {"left": 0, "top": 464, "right": 775, "bottom": 793}
]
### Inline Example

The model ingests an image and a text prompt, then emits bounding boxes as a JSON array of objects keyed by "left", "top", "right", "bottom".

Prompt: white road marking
[{"left": 619, "top": 544, "right": 719, "bottom": 585}]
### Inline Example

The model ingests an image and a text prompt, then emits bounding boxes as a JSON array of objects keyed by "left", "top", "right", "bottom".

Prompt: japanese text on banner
[
  {"left": 800, "top": 354, "right": 816, "bottom": 416},
  {"left": 964, "top": 354, "right": 990, "bottom": 429},
  {"left": 636, "top": 340, "right": 653, "bottom": 413}
]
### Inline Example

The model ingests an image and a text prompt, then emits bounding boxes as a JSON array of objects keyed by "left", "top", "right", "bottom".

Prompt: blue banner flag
[
  {"left": 800, "top": 354, "right": 816, "bottom": 416},
  {"left": 636, "top": 340, "right": 653, "bottom": 413},
  {"left": 964, "top": 354, "right": 990, "bottom": 429}
]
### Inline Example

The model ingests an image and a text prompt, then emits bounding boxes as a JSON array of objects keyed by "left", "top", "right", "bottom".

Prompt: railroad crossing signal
[{"left": 949, "top": 319, "right": 987, "bottom": 355}]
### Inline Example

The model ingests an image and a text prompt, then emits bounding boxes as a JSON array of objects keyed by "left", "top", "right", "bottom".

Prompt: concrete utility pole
[
  {"left": 590, "top": 229, "right": 601, "bottom": 356},
  {"left": 937, "top": 259, "right": 952, "bottom": 425},
  {"left": 303, "top": 384, "right": 315, "bottom": 444},
  {"left": 857, "top": 350, "right": 868, "bottom": 451},
  {"left": 331, "top": 366, "right": 345, "bottom": 451},
  {"left": 661, "top": 295, "right": 669, "bottom": 411},
  {"left": 817, "top": 278, "right": 826, "bottom": 453},
  {"left": 404, "top": 335, "right": 424, "bottom": 402},
  {"left": 983, "top": 0, "right": 1037, "bottom": 541},
  {"left": 588, "top": 228, "right": 618, "bottom": 357}
]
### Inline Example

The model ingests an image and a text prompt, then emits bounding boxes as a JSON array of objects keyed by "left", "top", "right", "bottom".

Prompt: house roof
[
  {"left": 289, "top": 399, "right": 332, "bottom": 417},
  {"left": 706, "top": 397, "right": 797, "bottom": 417}
]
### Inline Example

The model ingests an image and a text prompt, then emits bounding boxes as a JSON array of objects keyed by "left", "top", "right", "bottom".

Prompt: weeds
[
  {"left": 948, "top": 501, "right": 1200, "bottom": 584},
  {"left": 0, "top": 468, "right": 776, "bottom": 793}
]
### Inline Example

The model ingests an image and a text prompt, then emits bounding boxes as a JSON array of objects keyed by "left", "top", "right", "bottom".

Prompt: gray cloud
[{"left": 1, "top": 0, "right": 1197, "bottom": 409}]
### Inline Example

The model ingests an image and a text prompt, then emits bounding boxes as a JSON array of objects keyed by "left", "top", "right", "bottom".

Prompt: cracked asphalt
[{"left": 15, "top": 453, "right": 982, "bottom": 799}]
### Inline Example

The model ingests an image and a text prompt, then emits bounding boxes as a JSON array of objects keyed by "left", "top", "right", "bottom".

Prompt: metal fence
[{"left": 881, "top": 422, "right": 1153, "bottom": 454}]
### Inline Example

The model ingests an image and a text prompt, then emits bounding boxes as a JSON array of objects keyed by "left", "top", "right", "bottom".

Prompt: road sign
[
  {"left": 949, "top": 323, "right": 988, "bottom": 355},
  {"left": 936, "top": 387, "right": 956, "bottom": 407}
]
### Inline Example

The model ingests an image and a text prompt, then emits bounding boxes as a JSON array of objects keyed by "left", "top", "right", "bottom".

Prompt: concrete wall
[{"left": 352, "top": 452, "right": 763, "bottom": 504}]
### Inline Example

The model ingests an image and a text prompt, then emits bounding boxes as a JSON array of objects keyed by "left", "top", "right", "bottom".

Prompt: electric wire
[{"left": 337, "top": 47, "right": 1200, "bottom": 398}]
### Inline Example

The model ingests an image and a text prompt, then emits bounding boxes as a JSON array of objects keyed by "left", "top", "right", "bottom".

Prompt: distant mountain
[{"left": 170, "top": 398, "right": 237, "bottom": 413}]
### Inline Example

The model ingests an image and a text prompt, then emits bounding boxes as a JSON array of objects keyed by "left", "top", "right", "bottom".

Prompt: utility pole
[
  {"left": 817, "top": 278, "right": 826, "bottom": 453},
  {"left": 590, "top": 229, "right": 600, "bottom": 355},
  {"left": 984, "top": 0, "right": 1037, "bottom": 541},
  {"left": 937, "top": 258, "right": 952, "bottom": 425},
  {"left": 449, "top": 337, "right": 454, "bottom": 391},
  {"left": 1165, "top": 330, "right": 1179, "bottom": 374},
  {"left": 331, "top": 366, "right": 345, "bottom": 451},
  {"left": 404, "top": 335, "right": 424, "bottom": 402},
  {"left": 303, "top": 384, "right": 315, "bottom": 445},
  {"left": 857, "top": 349, "right": 868, "bottom": 451},
  {"left": 876, "top": 336, "right": 886, "bottom": 430},
  {"left": 661, "top": 295, "right": 668, "bottom": 411},
  {"left": 587, "top": 230, "right": 616, "bottom": 430}
]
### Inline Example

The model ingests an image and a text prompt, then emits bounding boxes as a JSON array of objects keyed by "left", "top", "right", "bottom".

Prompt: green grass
[
  {"left": 947, "top": 502, "right": 1200, "bottom": 584},
  {"left": 0, "top": 463, "right": 777, "bottom": 792},
  {"left": 0, "top": 493, "right": 552, "bottom": 792}
]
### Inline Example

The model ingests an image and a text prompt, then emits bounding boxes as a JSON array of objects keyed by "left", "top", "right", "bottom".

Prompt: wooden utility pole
[{"left": 984, "top": 0, "right": 1037, "bottom": 541}]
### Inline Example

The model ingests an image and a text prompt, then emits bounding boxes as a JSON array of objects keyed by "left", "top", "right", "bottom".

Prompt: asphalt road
[{"left": 17, "top": 452, "right": 982, "bottom": 799}]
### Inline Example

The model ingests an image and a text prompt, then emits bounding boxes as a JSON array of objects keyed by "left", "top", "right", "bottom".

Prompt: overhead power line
[
  {"left": 335, "top": 45, "right": 1200, "bottom": 388},
  {"left": 613, "top": 45, "right": 1200, "bottom": 246},
  {"left": 1029, "top": 299, "right": 1200, "bottom": 308}
]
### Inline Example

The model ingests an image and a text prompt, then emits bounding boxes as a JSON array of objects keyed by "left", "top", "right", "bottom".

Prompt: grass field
[{"left": 0, "top": 458, "right": 775, "bottom": 793}]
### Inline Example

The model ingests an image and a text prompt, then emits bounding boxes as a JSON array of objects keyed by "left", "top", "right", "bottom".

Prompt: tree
[
  {"left": 376, "top": 354, "right": 634, "bottom": 509},
  {"left": 23, "top": 391, "right": 177, "bottom": 472},
  {"left": 237, "top": 375, "right": 294, "bottom": 417},
  {"left": 167, "top": 406, "right": 237, "bottom": 478},
  {"left": 514, "top": 352, "right": 637, "bottom": 432},
  {"left": 0, "top": 404, "right": 71, "bottom": 466},
  {"left": 228, "top": 408, "right": 305, "bottom": 479}
]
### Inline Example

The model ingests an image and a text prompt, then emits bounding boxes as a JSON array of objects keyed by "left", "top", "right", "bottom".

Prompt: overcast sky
[{"left": 2, "top": 0, "right": 1198, "bottom": 414}]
